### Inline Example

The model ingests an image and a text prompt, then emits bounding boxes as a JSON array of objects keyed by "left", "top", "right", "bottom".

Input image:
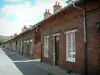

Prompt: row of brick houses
[
  {"left": 3, "top": 0, "right": 100, "bottom": 75},
  {"left": 3, "top": 25, "right": 41, "bottom": 59}
]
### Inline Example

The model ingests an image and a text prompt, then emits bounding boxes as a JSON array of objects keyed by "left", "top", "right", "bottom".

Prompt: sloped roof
[{"left": 4, "top": 0, "right": 86, "bottom": 43}]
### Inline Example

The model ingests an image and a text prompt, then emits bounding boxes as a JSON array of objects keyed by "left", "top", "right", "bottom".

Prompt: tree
[{"left": 0, "top": 38, "right": 7, "bottom": 45}]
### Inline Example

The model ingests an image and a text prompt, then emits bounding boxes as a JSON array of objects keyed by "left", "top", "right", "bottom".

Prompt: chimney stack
[
  {"left": 53, "top": 1, "right": 62, "bottom": 13},
  {"left": 44, "top": 9, "right": 51, "bottom": 19},
  {"left": 22, "top": 25, "right": 27, "bottom": 32}
]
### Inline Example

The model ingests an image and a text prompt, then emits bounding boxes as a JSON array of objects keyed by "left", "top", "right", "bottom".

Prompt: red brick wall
[
  {"left": 86, "top": 7, "right": 100, "bottom": 74},
  {"left": 34, "top": 29, "right": 41, "bottom": 59},
  {"left": 41, "top": 1, "right": 100, "bottom": 74}
]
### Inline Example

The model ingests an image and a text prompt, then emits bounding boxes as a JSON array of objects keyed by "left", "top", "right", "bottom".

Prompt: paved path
[
  {"left": 3, "top": 48, "right": 49, "bottom": 75},
  {"left": 0, "top": 47, "right": 23, "bottom": 75},
  {"left": 1, "top": 47, "right": 78, "bottom": 75}
]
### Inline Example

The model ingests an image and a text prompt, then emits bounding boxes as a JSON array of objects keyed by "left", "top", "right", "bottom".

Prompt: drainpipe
[
  {"left": 40, "top": 28, "right": 43, "bottom": 62},
  {"left": 73, "top": 3, "right": 88, "bottom": 75}
]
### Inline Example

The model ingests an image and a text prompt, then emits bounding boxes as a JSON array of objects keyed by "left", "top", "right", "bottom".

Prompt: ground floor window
[
  {"left": 30, "top": 39, "right": 33, "bottom": 54},
  {"left": 12, "top": 43, "right": 16, "bottom": 51},
  {"left": 44, "top": 35, "right": 49, "bottom": 57},
  {"left": 65, "top": 30, "right": 77, "bottom": 62}
]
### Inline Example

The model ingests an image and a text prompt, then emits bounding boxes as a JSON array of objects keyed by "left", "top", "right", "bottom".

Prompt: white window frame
[
  {"left": 65, "top": 30, "right": 77, "bottom": 62},
  {"left": 53, "top": 33, "right": 61, "bottom": 36},
  {"left": 20, "top": 41, "right": 23, "bottom": 52},
  {"left": 13, "top": 43, "right": 16, "bottom": 51},
  {"left": 30, "top": 39, "right": 33, "bottom": 54},
  {"left": 44, "top": 35, "right": 49, "bottom": 57},
  {"left": 30, "top": 39, "right": 33, "bottom": 42}
]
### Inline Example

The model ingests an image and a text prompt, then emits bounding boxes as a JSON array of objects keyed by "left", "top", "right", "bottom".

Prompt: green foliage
[{"left": 0, "top": 38, "right": 7, "bottom": 45}]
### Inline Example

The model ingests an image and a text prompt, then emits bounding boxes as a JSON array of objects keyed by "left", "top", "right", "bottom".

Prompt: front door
[
  {"left": 54, "top": 35, "right": 60, "bottom": 66},
  {"left": 26, "top": 42, "right": 30, "bottom": 56}
]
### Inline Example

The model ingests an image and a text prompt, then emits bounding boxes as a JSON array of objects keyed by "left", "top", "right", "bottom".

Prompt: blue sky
[{"left": 0, "top": 0, "right": 67, "bottom": 36}]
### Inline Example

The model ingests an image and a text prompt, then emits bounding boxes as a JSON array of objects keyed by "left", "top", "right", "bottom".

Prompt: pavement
[
  {"left": 32, "top": 62, "right": 79, "bottom": 75},
  {"left": 1, "top": 47, "right": 79, "bottom": 75},
  {"left": 0, "top": 47, "right": 23, "bottom": 75},
  {"left": 2, "top": 48, "right": 49, "bottom": 75}
]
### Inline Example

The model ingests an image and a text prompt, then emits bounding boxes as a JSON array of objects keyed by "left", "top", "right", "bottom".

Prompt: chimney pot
[
  {"left": 22, "top": 25, "right": 27, "bottom": 32},
  {"left": 44, "top": 9, "right": 51, "bottom": 19},
  {"left": 53, "top": 1, "right": 62, "bottom": 13},
  {"left": 48, "top": 10, "right": 49, "bottom": 13},
  {"left": 46, "top": 9, "right": 47, "bottom": 13},
  {"left": 58, "top": 2, "right": 60, "bottom": 5},
  {"left": 56, "top": 1, "right": 57, "bottom": 5}
]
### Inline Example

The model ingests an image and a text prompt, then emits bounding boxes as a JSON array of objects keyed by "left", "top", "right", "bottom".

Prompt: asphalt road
[{"left": 4, "top": 49, "right": 49, "bottom": 75}]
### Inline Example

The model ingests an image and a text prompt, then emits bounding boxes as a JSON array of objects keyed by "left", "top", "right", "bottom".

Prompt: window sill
[{"left": 66, "top": 59, "right": 75, "bottom": 63}]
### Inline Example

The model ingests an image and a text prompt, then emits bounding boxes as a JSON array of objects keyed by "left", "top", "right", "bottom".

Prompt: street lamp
[{"left": 66, "top": 0, "right": 88, "bottom": 75}]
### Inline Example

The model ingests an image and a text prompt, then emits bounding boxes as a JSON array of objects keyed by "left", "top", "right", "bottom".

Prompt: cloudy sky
[{"left": 0, "top": 0, "right": 67, "bottom": 36}]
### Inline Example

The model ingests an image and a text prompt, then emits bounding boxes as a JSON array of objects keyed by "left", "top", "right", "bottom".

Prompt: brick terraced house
[
  {"left": 40, "top": 0, "right": 100, "bottom": 75},
  {"left": 3, "top": 25, "right": 41, "bottom": 59},
  {"left": 3, "top": 0, "right": 100, "bottom": 75}
]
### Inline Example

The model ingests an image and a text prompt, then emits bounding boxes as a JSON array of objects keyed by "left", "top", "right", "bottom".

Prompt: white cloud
[
  {"left": 36, "top": 0, "right": 67, "bottom": 13},
  {"left": 0, "top": 18, "right": 14, "bottom": 36},
  {"left": 1, "top": 1, "right": 44, "bottom": 22},
  {"left": 0, "top": 0, "right": 67, "bottom": 36},
  {"left": 6, "top": 0, "right": 23, "bottom": 2},
  {"left": 0, "top": 17, "right": 32, "bottom": 36}
]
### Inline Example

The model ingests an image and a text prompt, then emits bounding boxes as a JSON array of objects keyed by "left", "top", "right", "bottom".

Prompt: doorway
[{"left": 54, "top": 35, "right": 60, "bottom": 66}]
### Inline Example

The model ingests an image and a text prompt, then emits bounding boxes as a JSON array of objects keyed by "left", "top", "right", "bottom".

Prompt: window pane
[
  {"left": 73, "top": 42, "right": 75, "bottom": 49},
  {"left": 44, "top": 36, "right": 49, "bottom": 57},
  {"left": 46, "top": 48, "right": 48, "bottom": 54},
  {"left": 68, "top": 50, "right": 71, "bottom": 57},
  {"left": 68, "top": 42, "right": 71, "bottom": 49},
  {"left": 68, "top": 33, "right": 71, "bottom": 41},
  {"left": 73, "top": 50, "right": 75, "bottom": 52},
  {"left": 69, "top": 55, "right": 71, "bottom": 57},
  {"left": 73, "top": 32, "right": 75, "bottom": 42},
  {"left": 71, "top": 32, "right": 73, "bottom": 42},
  {"left": 73, "top": 55, "right": 75, "bottom": 58}
]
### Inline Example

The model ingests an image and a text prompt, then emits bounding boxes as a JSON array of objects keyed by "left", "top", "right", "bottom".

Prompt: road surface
[{"left": 1, "top": 47, "right": 49, "bottom": 75}]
